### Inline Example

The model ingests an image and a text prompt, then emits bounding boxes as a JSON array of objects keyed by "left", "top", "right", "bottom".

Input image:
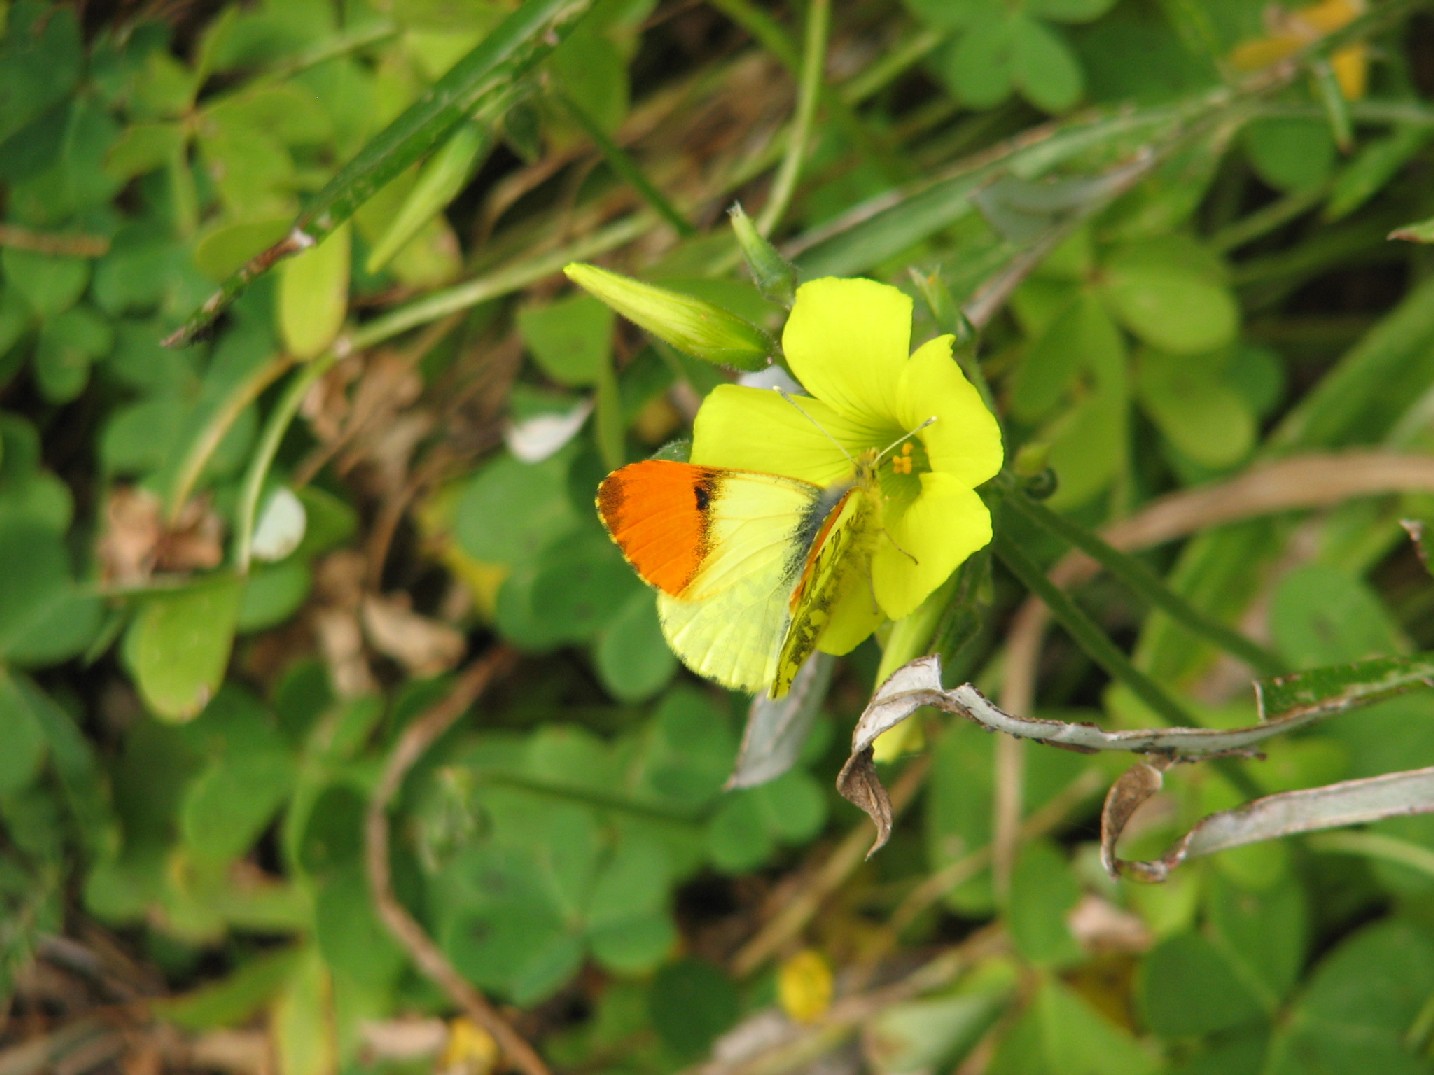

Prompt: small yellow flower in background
[
  {"left": 440, "top": 1017, "right": 498, "bottom": 1075},
  {"left": 1230, "top": 0, "right": 1368, "bottom": 100},
  {"left": 689, "top": 277, "right": 1004, "bottom": 659},
  {"left": 778, "top": 948, "right": 834, "bottom": 1024}
]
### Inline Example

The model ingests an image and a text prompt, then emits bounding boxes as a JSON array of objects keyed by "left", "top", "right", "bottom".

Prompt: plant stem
[{"left": 756, "top": 0, "right": 830, "bottom": 236}]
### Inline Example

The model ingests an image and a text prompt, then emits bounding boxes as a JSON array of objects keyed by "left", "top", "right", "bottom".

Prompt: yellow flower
[
  {"left": 1229, "top": 0, "right": 1367, "bottom": 100},
  {"left": 688, "top": 277, "right": 1003, "bottom": 657}
]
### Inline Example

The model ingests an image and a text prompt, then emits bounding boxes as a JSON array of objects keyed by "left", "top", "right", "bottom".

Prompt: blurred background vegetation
[{"left": 3, "top": 0, "right": 1434, "bottom": 1071}]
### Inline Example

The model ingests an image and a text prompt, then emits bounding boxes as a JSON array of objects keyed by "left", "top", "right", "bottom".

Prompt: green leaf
[
  {"left": 0, "top": 248, "right": 90, "bottom": 318},
  {"left": 193, "top": 216, "right": 292, "bottom": 282},
  {"left": 903, "top": 0, "right": 986, "bottom": 30},
  {"left": 706, "top": 789, "right": 776, "bottom": 873},
  {"left": 128, "top": 48, "right": 201, "bottom": 119},
  {"left": 270, "top": 947, "right": 336, "bottom": 1075},
  {"left": 586, "top": 837, "right": 676, "bottom": 972},
  {"left": 1011, "top": 294, "right": 1120, "bottom": 421},
  {"left": 34, "top": 305, "right": 114, "bottom": 403},
  {"left": 1139, "top": 931, "right": 1265, "bottom": 1037},
  {"left": 204, "top": 83, "right": 333, "bottom": 148},
  {"left": 0, "top": 2, "right": 83, "bottom": 145},
  {"left": 1325, "top": 126, "right": 1430, "bottom": 223},
  {"left": 706, "top": 773, "right": 824, "bottom": 873},
  {"left": 1044, "top": 390, "right": 1126, "bottom": 509},
  {"left": 18, "top": 96, "right": 125, "bottom": 215},
  {"left": 1007, "top": 840, "right": 1082, "bottom": 966},
  {"left": 945, "top": 14, "right": 1017, "bottom": 109},
  {"left": 0, "top": 671, "right": 50, "bottom": 795},
  {"left": 648, "top": 958, "right": 739, "bottom": 1062},
  {"left": 1242, "top": 118, "right": 1335, "bottom": 194},
  {"left": 991, "top": 978, "right": 1157, "bottom": 1075},
  {"left": 105, "top": 120, "right": 185, "bottom": 182},
  {"left": 1256, "top": 652, "right": 1434, "bottom": 723},
  {"left": 454, "top": 451, "right": 584, "bottom": 565},
  {"left": 442, "top": 858, "right": 584, "bottom": 1004},
  {"left": 1136, "top": 350, "right": 1255, "bottom": 468},
  {"left": 153, "top": 947, "right": 302, "bottom": 1031},
  {"left": 518, "top": 293, "right": 615, "bottom": 387},
  {"left": 594, "top": 588, "right": 676, "bottom": 701},
  {"left": 166, "top": 0, "right": 594, "bottom": 347},
  {"left": 635, "top": 687, "right": 735, "bottom": 808},
  {"left": 550, "top": 27, "right": 629, "bottom": 138},
  {"left": 196, "top": 118, "right": 295, "bottom": 219},
  {"left": 100, "top": 397, "right": 187, "bottom": 477},
  {"left": 128, "top": 576, "right": 245, "bottom": 721},
  {"left": 1207, "top": 873, "right": 1308, "bottom": 1008},
  {"left": 1027, "top": 0, "right": 1118, "bottom": 22},
  {"left": 1268, "top": 564, "right": 1404, "bottom": 667},
  {"left": 1012, "top": 16, "right": 1083, "bottom": 113},
  {"left": 313, "top": 863, "right": 406, "bottom": 988},
  {"left": 276, "top": 224, "right": 351, "bottom": 359},
  {"left": 237, "top": 560, "right": 311, "bottom": 633},
  {"left": 0, "top": 521, "right": 102, "bottom": 667},
  {"left": 289, "top": 783, "right": 367, "bottom": 878},
  {"left": 1269, "top": 920, "right": 1434, "bottom": 1075},
  {"left": 0, "top": 416, "right": 72, "bottom": 532},
  {"left": 1101, "top": 240, "right": 1238, "bottom": 354},
  {"left": 497, "top": 539, "right": 634, "bottom": 647},
  {"left": 366, "top": 119, "right": 493, "bottom": 273},
  {"left": 93, "top": 225, "right": 211, "bottom": 317},
  {"left": 181, "top": 746, "right": 295, "bottom": 863}
]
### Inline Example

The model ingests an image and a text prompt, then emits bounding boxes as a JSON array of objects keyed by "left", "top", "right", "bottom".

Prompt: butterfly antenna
[
  {"left": 875, "top": 415, "right": 937, "bottom": 466},
  {"left": 774, "top": 387, "right": 855, "bottom": 466}
]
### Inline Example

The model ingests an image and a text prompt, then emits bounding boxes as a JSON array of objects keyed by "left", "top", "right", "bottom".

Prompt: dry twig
[{"left": 361, "top": 645, "right": 550, "bottom": 1075}]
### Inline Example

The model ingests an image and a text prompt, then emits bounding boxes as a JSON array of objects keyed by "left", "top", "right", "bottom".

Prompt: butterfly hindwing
[
  {"left": 598, "top": 459, "right": 853, "bottom": 695},
  {"left": 771, "top": 486, "right": 873, "bottom": 697}
]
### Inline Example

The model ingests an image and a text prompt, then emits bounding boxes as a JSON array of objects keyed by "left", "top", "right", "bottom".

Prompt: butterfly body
[{"left": 597, "top": 458, "right": 878, "bottom": 697}]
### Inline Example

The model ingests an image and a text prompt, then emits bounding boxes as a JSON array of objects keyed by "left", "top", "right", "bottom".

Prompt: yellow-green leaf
[{"left": 277, "top": 224, "right": 350, "bottom": 359}]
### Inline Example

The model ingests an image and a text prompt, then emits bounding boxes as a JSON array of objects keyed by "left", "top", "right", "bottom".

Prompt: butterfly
[{"left": 596, "top": 451, "right": 884, "bottom": 699}]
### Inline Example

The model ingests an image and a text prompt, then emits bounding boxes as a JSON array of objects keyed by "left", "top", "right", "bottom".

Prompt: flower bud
[
  {"left": 564, "top": 262, "right": 774, "bottom": 371},
  {"left": 728, "top": 203, "right": 797, "bottom": 307}
]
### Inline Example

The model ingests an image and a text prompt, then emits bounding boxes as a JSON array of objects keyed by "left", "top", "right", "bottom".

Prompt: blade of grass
[
  {"left": 709, "top": 0, "right": 903, "bottom": 184},
  {"left": 995, "top": 530, "right": 1201, "bottom": 730},
  {"left": 756, "top": 0, "right": 830, "bottom": 236},
  {"left": 552, "top": 91, "right": 695, "bottom": 237},
  {"left": 232, "top": 213, "right": 650, "bottom": 571},
  {"left": 164, "top": 0, "right": 593, "bottom": 348},
  {"left": 1001, "top": 484, "right": 1283, "bottom": 676}
]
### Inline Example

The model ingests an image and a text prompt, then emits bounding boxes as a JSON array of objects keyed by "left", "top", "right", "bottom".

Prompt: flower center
[{"left": 875, "top": 435, "right": 930, "bottom": 507}]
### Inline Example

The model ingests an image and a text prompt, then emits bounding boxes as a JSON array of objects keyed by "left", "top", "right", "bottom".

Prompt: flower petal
[
  {"left": 898, "top": 336, "right": 1004, "bottom": 489},
  {"left": 783, "top": 278, "right": 911, "bottom": 427},
  {"left": 690, "top": 385, "right": 868, "bottom": 486},
  {"left": 872, "top": 473, "right": 993, "bottom": 619},
  {"left": 815, "top": 579, "right": 884, "bottom": 655}
]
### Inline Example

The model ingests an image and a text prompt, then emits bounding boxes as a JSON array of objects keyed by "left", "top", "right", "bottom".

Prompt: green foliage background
[{"left": 2, "top": 0, "right": 1434, "bottom": 1071}]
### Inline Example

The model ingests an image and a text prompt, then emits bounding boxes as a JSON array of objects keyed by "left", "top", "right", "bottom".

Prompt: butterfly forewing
[{"left": 597, "top": 457, "right": 870, "bottom": 697}]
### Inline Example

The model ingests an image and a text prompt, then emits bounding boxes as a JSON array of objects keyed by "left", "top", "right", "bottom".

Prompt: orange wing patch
[{"left": 597, "top": 460, "right": 716, "bottom": 596}]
